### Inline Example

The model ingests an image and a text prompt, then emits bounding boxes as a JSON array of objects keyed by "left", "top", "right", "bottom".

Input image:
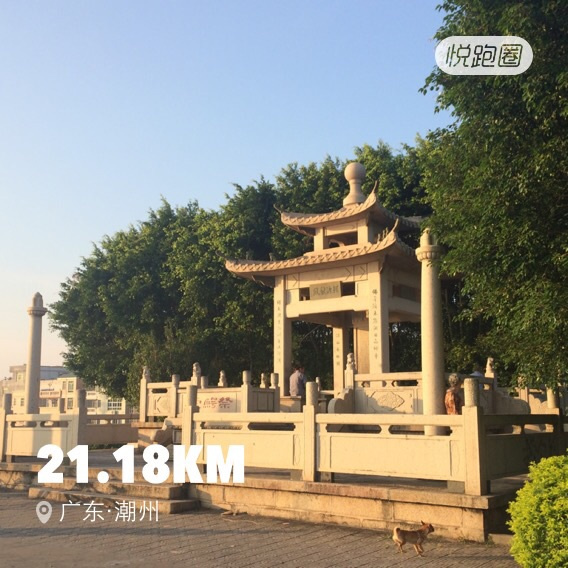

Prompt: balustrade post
[
  {"left": 302, "top": 382, "right": 318, "bottom": 482},
  {"left": 191, "top": 362, "right": 202, "bottom": 387},
  {"left": 0, "top": 393, "right": 12, "bottom": 462},
  {"left": 260, "top": 373, "right": 269, "bottom": 389},
  {"left": 464, "top": 377, "right": 480, "bottom": 408},
  {"left": 241, "top": 371, "right": 252, "bottom": 413},
  {"left": 545, "top": 388, "right": 561, "bottom": 433},
  {"left": 218, "top": 371, "right": 228, "bottom": 388},
  {"left": 463, "top": 379, "right": 488, "bottom": 495},
  {"left": 270, "top": 373, "right": 280, "bottom": 412},
  {"left": 182, "top": 385, "right": 198, "bottom": 447},
  {"left": 547, "top": 387, "right": 559, "bottom": 409},
  {"left": 171, "top": 374, "right": 181, "bottom": 418},
  {"left": 75, "top": 389, "right": 87, "bottom": 448},
  {"left": 139, "top": 367, "right": 149, "bottom": 423}
]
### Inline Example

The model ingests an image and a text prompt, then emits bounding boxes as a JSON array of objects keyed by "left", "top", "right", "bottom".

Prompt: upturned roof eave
[
  {"left": 225, "top": 230, "right": 417, "bottom": 284},
  {"left": 279, "top": 191, "right": 421, "bottom": 235}
]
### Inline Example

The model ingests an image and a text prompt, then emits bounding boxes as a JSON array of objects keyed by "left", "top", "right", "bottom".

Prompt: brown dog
[{"left": 392, "top": 521, "right": 434, "bottom": 556}]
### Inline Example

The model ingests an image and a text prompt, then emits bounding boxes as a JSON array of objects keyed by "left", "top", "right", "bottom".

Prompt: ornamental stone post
[
  {"left": 416, "top": 231, "right": 445, "bottom": 434},
  {"left": 23, "top": 293, "right": 47, "bottom": 414}
]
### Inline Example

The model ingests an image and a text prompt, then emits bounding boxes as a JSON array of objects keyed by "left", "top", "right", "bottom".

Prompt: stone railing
[
  {"left": 516, "top": 385, "right": 568, "bottom": 416},
  {"left": 0, "top": 391, "right": 140, "bottom": 460},
  {"left": 0, "top": 392, "right": 86, "bottom": 461},
  {"left": 181, "top": 379, "right": 568, "bottom": 496},
  {"left": 353, "top": 372, "right": 423, "bottom": 413},
  {"left": 350, "top": 369, "right": 527, "bottom": 416},
  {"left": 139, "top": 367, "right": 281, "bottom": 422}
]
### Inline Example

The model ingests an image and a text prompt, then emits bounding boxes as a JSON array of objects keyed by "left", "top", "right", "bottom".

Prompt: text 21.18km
[{"left": 37, "top": 444, "right": 245, "bottom": 484}]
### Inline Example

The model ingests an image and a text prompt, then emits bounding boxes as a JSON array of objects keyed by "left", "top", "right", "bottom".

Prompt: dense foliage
[
  {"left": 421, "top": 0, "right": 568, "bottom": 385},
  {"left": 508, "top": 453, "right": 568, "bottom": 568}
]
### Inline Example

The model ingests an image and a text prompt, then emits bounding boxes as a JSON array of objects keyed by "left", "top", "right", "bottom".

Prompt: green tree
[
  {"left": 50, "top": 201, "right": 198, "bottom": 400},
  {"left": 421, "top": 0, "right": 568, "bottom": 385},
  {"left": 51, "top": 190, "right": 277, "bottom": 400},
  {"left": 168, "top": 182, "right": 276, "bottom": 380}
]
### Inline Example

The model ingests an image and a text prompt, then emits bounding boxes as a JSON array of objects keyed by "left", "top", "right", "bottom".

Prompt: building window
[
  {"left": 107, "top": 399, "right": 123, "bottom": 411},
  {"left": 67, "top": 398, "right": 74, "bottom": 410},
  {"left": 341, "top": 282, "right": 356, "bottom": 296},
  {"left": 299, "top": 288, "right": 310, "bottom": 301},
  {"left": 67, "top": 381, "right": 74, "bottom": 392}
]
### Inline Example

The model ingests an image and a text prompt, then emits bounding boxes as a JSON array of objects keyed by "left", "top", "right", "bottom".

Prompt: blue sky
[{"left": 0, "top": 0, "right": 452, "bottom": 377}]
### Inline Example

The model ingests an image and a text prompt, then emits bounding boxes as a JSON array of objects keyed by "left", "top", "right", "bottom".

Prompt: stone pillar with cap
[
  {"left": 416, "top": 231, "right": 445, "bottom": 433},
  {"left": 24, "top": 293, "right": 48, "bottom": 414}
]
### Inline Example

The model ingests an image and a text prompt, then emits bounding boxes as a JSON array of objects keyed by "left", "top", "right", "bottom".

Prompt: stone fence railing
[
  {"left": 0, "top": 392, "right": 138, "bottom": 460},
  {"left": 180, "top": 379, "right": 567, "bottom": 497},
  {"left": 139, "top": 368, "right": 281, "bottom": 422}
]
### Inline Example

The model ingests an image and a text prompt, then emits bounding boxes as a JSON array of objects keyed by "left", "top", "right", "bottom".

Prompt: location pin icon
[{"left": 36, "top": 501, "right": 52, "bottom": 524}]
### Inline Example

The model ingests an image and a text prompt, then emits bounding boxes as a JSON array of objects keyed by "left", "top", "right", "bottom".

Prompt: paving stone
[{"left": 0, "top": 490, "right": 518, "bottom": 567}]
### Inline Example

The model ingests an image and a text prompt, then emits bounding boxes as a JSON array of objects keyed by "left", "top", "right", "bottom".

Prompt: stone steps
[{"left": 28, "top": 470, "right": 199, "bottom": 515}]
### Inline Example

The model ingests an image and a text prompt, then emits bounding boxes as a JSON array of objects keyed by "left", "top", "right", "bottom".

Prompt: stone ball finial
[{"left": 343, "top": 162, "right": 366, "bottom": 207}]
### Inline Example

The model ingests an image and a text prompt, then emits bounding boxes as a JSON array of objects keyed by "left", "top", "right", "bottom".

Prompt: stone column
[
  {"left": 23, "top": 293, "right": 47, "bottom": 414},
  {"left": 274, "top": 276, "right": 291, "bottom": 395},
  {"left": 332, "top": 323, "right": 349, "bottom": 394},
  {"left": 368, "top": 261, "right": 390, "bottom": 375},
  {"left": 416, "top": 231, "right": 445, "bottom": 433}
]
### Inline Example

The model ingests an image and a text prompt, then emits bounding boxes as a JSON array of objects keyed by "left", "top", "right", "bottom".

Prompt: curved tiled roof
[
  {"left": 279, "top": 191, "right": 420, "bottom": 235},
  {"left": 280, "top": 192, "right": 377, "bottom": 229},
  {"left": 226, "top": 226, "right": 415, "bottom": 280}
]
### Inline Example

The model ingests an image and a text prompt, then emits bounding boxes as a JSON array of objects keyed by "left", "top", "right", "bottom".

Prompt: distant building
[
  {"left": 0, "top": 365, "right": 131, "bottom": 415},
  {"left": 6, "top": 364, "right": 68, "bottom": 384},
  {"left": 0, "top": 365, "right": 69, "bottom": 402}
]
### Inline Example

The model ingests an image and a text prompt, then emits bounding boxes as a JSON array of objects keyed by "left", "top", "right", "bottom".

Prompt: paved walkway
[{"left": 1, "top": 490, "right": 518, "bottom": 568}]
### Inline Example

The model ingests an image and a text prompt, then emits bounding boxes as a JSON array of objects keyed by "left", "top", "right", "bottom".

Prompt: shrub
[{"left": 508, "top": 452, "right": 568, "bottom": 568}]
